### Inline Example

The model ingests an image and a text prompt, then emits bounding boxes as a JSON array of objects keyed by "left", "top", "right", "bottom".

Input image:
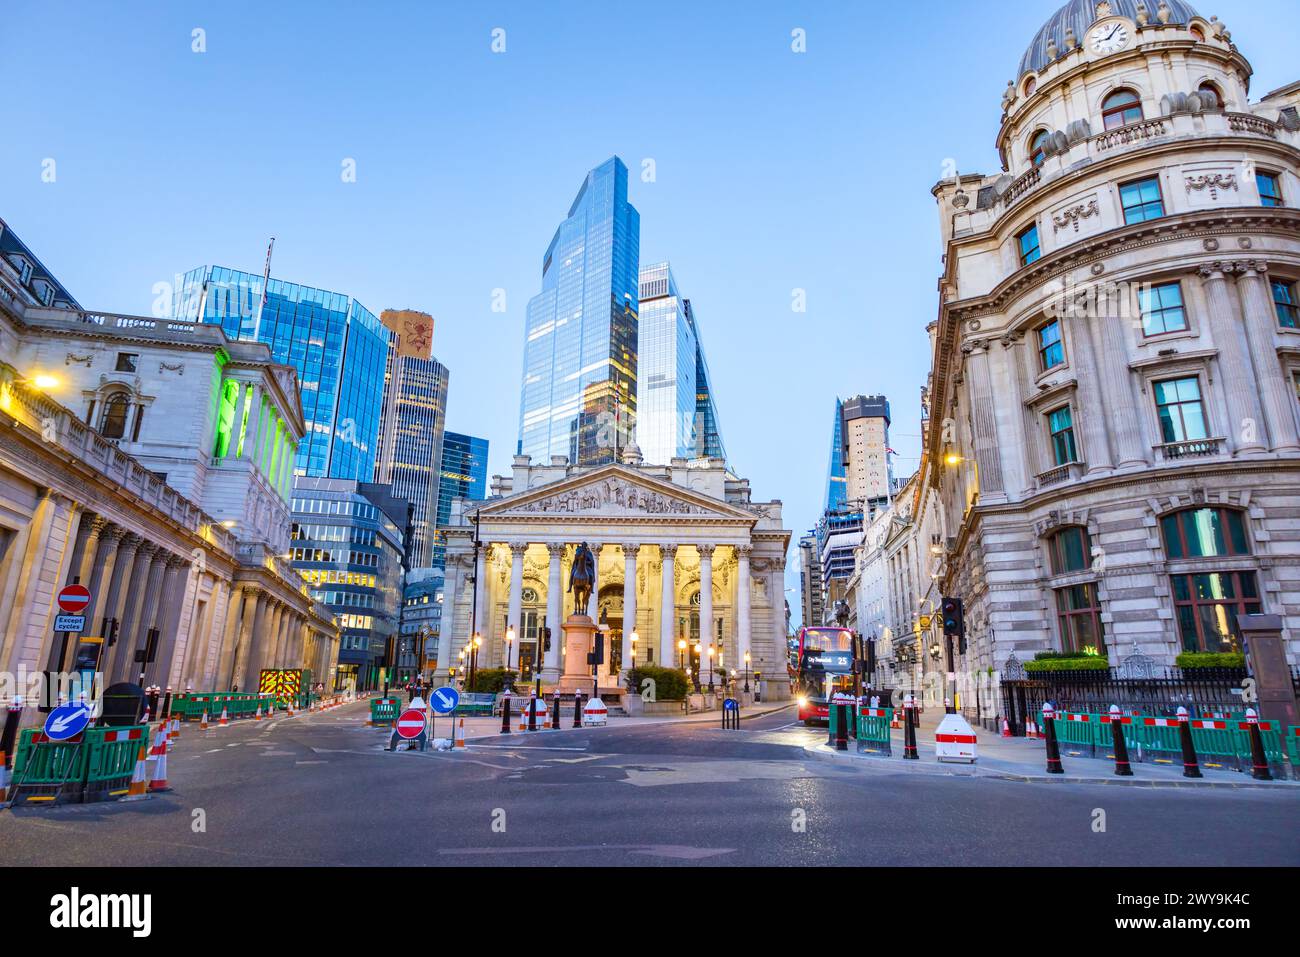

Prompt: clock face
[{"left": 1089, "top": 21, "right": 1130, "bottom": 54}]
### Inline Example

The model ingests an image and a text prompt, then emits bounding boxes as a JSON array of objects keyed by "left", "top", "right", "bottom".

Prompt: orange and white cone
[
  {"left": 287, "top": 700, "right": 296, "bottom": 717},
  {"left": 122, "top": 743, "right": 151, "bottom": 802},
  {"left": 1000, "top": 715, "right": 1012, "bottom": 738},
  {"left": 199, "top": 709, "right": 209, "bottom": 730},
  {"left": 148, "top": 726, "right": 171, "bottom": 791},
  {"left": 1026, "top": 718, "right": 1038, "bottom": 739},
  {"left": 218, "top": 705, "right": 229, "bottom": 727},
  {"left": 254, "top": 701, "right": 263, "bottom": 721},
  {"left": 453, "top": 717, "right": 466, "bottom": 749},
  {"left": 168, "top": 714, "right": 179, "bottom": 745}
]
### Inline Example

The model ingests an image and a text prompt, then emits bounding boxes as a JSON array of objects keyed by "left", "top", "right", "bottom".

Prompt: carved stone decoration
[
  {"left": 66, "top": 353, "right": 93, "bottom": 367},
  {"left": 1116, "top": 652, "right": 1158, "bottom": 679},
  {"left": 502, "top": 478, "right": 712, "bottom": 516},
  {"left": 1052, "top": 198, "right": 1100, "bottom": 233},
  {"left": 1001, "top": 654, "right": 1027, "bottom": 681},
  {"left": 1185, "top": 173, "right": 1237, "bottom": 200},
  {"left": 1203, "top": 237, "right": 1220, "bottom": 251},
  {"left": 159, "top": 361, "right": 185, "bottom": 375}
]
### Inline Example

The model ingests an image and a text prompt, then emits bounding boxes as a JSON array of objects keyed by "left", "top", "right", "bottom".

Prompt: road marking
[
  {"left": 261, "top": 750, "right": 295, "bottom": 756},
  {"left": 545, "top": 755, "right": 601, "bottom": 764},
  {"left": 470, "top": 744, "right": 588, "bottom": 752},
  {"left": 437, "top": 844, "right": 735, "bottom": 860},
  {"left": 295, "top": 760, "right": 328, "bottom": 765}
]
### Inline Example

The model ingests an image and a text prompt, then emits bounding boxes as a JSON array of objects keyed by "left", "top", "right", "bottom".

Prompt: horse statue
[{"left": 568, "top": 541, "right": 597, "bottom": 614}]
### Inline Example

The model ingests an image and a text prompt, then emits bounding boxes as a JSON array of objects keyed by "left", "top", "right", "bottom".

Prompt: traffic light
[
  {"left": 593, "top": 631, "right": 604, "bottom": 665},
  {"left": 942, "top": 597, "right": 966, "bottom": 655},
  {"left": 542, "top": 625, "right": 552, "bottom": 653}
]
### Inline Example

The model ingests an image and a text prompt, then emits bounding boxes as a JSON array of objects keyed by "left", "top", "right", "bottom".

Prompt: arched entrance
[{"left": 596, "top": 585, "right": 624, "bottom": 673}]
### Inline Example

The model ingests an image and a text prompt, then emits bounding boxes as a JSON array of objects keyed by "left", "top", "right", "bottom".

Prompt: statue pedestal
[{"left": 557, "top": 614, "right": 597, "bottom": 695}]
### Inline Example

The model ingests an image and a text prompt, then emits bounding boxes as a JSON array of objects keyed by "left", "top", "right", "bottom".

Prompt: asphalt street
[{"left": 2, "top": 701, "right": 1297, "bottom": 866}]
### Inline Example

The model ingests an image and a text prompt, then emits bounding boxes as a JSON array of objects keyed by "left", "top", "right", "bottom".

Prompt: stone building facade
[
  {"left": 927, "top": 0, "right": 1300, "bottom": 677},
  {"left": 0, "top": 254, "right": 338, "bottom": 719},
  {"left": 439, "top": 448, "right": 791, "bottom": 700}
]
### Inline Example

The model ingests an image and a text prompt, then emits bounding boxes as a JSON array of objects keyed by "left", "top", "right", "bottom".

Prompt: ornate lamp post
[
  {"left": 629, "top": 630, "right": 638, "bottom": 669},
  {"left": 744, "top": 649, "right": 752, "bottom": 693},
  {"left": 677, "top": 638, "right": 686, "bottom": 670},
  {"left": 706, "top": 645, "right": 715, "bottom": 693},
  {"left": 504, "top": 626, "right": 516, "bottom": 691}
]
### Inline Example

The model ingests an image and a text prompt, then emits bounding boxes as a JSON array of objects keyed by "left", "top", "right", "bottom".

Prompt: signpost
[
  {"left": 54, "top": 614, "right": 86, "bottom": 633},
  {"left": 56, "top": 585, "right": 92, "bottom": 615},
  {"left": 428, "top": 685, "right": 458, "bottom": 743}
]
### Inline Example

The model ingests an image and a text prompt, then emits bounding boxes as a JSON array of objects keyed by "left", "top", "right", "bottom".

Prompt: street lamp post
[
  {"left": 629, "top": 630, "right": 638, "bottom": 670},
  {"left": 677, "top": 638, "right": 686, "bottom": 671},
  {"left": 504, "top": 626, "right": 516, "bottom": 692},
  {"left": 744, "top": 649, "right": 751, "bottom": 693},
  {"left": 706, "top": 645, "right": 715, "bottom": 693}
]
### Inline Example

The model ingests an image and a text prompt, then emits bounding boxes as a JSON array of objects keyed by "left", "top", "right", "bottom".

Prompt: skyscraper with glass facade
[
  {"left": 375, "top": 352, "right": 449, "bottom": 569},
  {"left": 175, "top": 265, "right": 391, "bottom": 482},
  {"left": 825, "top": 398, "right": 848, "bottom": 512},
  {"left": 518, "top": 157, "right": 640, "bottom": 466},
  {"left": 636, "top": 262, "right": 727, "bottom": 464},
  {"left": 432, "top": 431, "right": 489, "bottom": 568}
]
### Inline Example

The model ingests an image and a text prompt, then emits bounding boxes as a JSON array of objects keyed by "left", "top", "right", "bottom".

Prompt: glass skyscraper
[
  {"left": 518, "top": 157, "right": 640, "bottom": 466},
  {"left": 175, "top": 265, "right": 391, "bottom": 482},
  {"left": 825, "top": 398, "right": 848, "bottom": 512},
  {"left": 375, "top": 352, "right": 449, "bottom": 569},
  {"left": 636, "top": 262, "right": 727, "bottom": 464},
  {"left": 432, "top": 431, "right": 489, "bottom": 568}
]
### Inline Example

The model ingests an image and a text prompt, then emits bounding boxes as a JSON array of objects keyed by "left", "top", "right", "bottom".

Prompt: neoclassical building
[
  {"left": 439, "top": 449, "right": 791, "bottom": 701},
  {"left": 927, "top": 0, "right": 1300, "bottom": 675},
  {"left": 0, "top": 225, "right": 339, "bottom": 718}
]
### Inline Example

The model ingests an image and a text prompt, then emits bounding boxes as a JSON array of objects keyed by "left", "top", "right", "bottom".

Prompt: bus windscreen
[{"left": 801, "top": 628, "right": 853, "bottom": 654}]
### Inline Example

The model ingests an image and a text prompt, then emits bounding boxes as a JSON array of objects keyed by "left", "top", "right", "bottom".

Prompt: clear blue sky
[{"left": 3, "top": 0, "right": 1293, "bottom": 615}]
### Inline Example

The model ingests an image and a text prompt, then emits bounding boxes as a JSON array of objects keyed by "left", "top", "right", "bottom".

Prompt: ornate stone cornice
[
  {"left": 1051, "top": 198, "right": 1100, "bottom": 233},
  {"left": 1184, "top": 173, "right": 1237, "bottom": 199},
  {"left": 660, "top": 543, "right": 678, "bottom": 560},
  {"left": 697, "top": 543, "right": 716, "bottom": 559},
  {"left": 619, "top": 542, "right": 641, "bottom": 556}
]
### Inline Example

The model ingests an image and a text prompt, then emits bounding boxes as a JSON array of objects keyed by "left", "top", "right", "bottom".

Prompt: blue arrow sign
[
  {"left": 44, "top": 703, "right": 91, "bottom": 741},
  {"left": 429, "top": 686, "right": 459, "bottom": 714},
  {"left": 723, "top": 697, "right": 739, "bottom": 711}
]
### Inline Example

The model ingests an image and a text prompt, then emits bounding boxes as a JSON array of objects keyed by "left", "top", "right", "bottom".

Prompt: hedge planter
[
  {"left": 1175, "top": 652, "right": 1246, "bottom": 671},
  {"left": 1024, "top": 656, "right": 1111, "bottom": 673}
]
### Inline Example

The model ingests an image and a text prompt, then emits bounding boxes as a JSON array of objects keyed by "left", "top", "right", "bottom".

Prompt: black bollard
[
  {"left": 1244, "top": 709, "right": 1273, "bottom": 781},
  {"left": 1176, "top": 707, "right": 1202, "bottom": 778},
  {"left": 162, "top": 688, "right": 173, "bottom": 722},
  {"left": 573, "top": 693, "right": 583, "bottom": 728},
  {"left": 1, "top": 698, "right": 23, "bottom": 769},
  {"left": 500, "top": 694, "right": 511, "bottom": 734},
  {"left": 902, "top": 694, "right": 919, "bottom": 760},
  {"left": 527, "top": 694, "right": 537, "bottom": 732},
  {"left": 1108, "top": 705, "right": 1133, "bottom": 776},
  {"left": 551, "top": 693, "right": 560, "bottom": 731},
  {"left": 1042, "top": 704, "right": 1064, "bottom": 774},
  {"left": 834, "top": 702, "right": 848, "bottom": 751}
]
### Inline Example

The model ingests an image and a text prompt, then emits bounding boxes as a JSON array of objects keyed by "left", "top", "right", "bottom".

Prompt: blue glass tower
[
  {"left": 825, "top": 398, "right": 848, "bottom": 512},
  {"left": 176, "top": 265, "right": 391, "bottom": 481},
  {"left": 432, "top": 431, "right": 489, "bottom": 568},
  {"left": 519, "top": 157, "right": 640, "bottom": 466}
]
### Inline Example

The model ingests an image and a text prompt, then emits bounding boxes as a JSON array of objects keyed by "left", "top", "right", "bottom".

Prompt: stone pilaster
[
  {"left": 1200, "top": 262, "right": 1265, "bottom": 454},
  {"left": 1236, "top": 261, "right": 1300, "bottom": 451}
]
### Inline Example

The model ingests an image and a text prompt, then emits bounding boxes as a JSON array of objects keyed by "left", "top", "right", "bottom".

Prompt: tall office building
[
  {"left": 824, "top": 398, "right": 848, "bottom": 512},
  {"left": 175, "top": 265, "right": 391, "bottom": 482},
  {"left": 841, "top": 394, "right": 892, "bottom": 504},
  {"left": 432, "top": 431, "right": 489, "bottom": 568},
  {"left": 636, "top": 262, "right": 727, "bottom": 464},
  {"left": 518, "top": 157, "right": 640, "bottom": 466},
  {"left": 375, "top": 351, "right": 449, "bottom": 568}
]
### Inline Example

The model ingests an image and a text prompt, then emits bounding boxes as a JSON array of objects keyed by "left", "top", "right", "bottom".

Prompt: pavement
[
  {"left": 1, "top": 698, "right": 1296, "bottom": 866},
  {"left": 803, "top": 707, "right": 1300, "bottom": 789}
]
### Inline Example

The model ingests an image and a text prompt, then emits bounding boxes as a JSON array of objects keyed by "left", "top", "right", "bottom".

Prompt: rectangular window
[
  {"left": 1171, "top": 571, "right": 1261, "bottom": 653},
  {"left": 1138, "top": 281, "right": 1188, "bottom": 336},
  {"left": 1272, "top": 279, "right": 1298, "bottom": 329},
  {"left": 115, "top": 353, "right": 139, "bottom": 373},
  {"left": 1018, "top": 223, "right": 1041, "bottom": 266},
  {"left": 1055, "top": 583, "right": 1106, "bottom": 655},
  {"left": 1037, "top": 320, "right": 1064, "bottom": 370},
  {"left": 1047, "top": 406, "right": 1077, "bottom": 465},
  {"left": 1153, "top": 376, "right": 1208, "bottom": 442},
  {"left": 1256, "top": 171, "right": 1283, "bottom": 208},
  {"left": 1048, "top": 526, "right": 1091, "bottom": 575},
  {"left": 1120, "top": 176, "right": 1164, "bottom": 225}
]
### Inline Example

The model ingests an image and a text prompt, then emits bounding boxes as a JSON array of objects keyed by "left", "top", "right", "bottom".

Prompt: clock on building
[{"left": 1089, "top": 20, "right": 1131, "bottom": 54}]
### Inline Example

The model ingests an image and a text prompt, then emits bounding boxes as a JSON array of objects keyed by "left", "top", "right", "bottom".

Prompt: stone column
[
  {"left": 620, "top": 543, "right": 639, "bottom": 674},
  {"left": 1069, "top": 312, "right": 1114, "bottom": 472},
  {"left": 238, "top": 591, "right": 271, "bottom": 689},
  {"left": 148, "top": 554, "right": 189, "bottom": 687},
  {"left": 99, "top": 534, "right": 141, "bottom": 681},
  {"left": 1090, "top": 303, "right": 1147, "bottom": 468},
  {"left": 586, "top": 543, "right": 603, "bottom": 621},
  {"left": 698, "top": 544, "right": 715, "bottom": 666},
  {"left": 0, "top": 489, "right": 55, "bottom": 675},
  {"left": 658, "top": 544, "right": 677, "bottom": 667},
  {"left": 120, "top": 547, "right": 168, "bottom": 683},
  {"left": 961, "top": 342, "right": 1006, "bottom": 496},
  {"left": 770, "top": 555, "right": 787, "bottom": 689},
  {"left": 218, "top": 585, "right": 251, "bottom": 688},
  {"left": 1200, "top": 263, "right": 1266, "bottom": 454},
  {"left": 440, "top": 556, "right": 462, "bottom": 679},
  {"left": 472, "top": 544, "right": 489, "bottom": 640},
  {"left": 506, "top": 541, "right": 526, "bottom": 670},
  {"left": 995, "top": 334, "right": 1032, "bottom": 493},
  {"left": 544, "top": 543, "right": 564, "bottom": 681},
  {"left": 72, "top": 516, "right": 107, "bottom": 592},
  {"left": 736, "top": 544, "right": 752, "bottom": 683},
  {"left": 1237, "top": 262, "right": 1300, "bottom": 451},
  {"left": 84, "top": 524, "right": 124, "bottom": 638}
]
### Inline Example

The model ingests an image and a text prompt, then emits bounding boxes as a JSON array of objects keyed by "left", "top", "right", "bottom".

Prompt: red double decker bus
[{"left": 791, "top": 626, "right": 857, "bottom": 724}]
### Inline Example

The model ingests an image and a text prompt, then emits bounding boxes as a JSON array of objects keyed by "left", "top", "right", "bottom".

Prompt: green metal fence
[
  {"left": 370, "top": 696, "right": 402, "bottom": 725},
  {"left": 1052, "top": 712, "right": 1288, "bottom": 776},
  {"left": 856, "top": 706, "right": 893, "bottom": 756},
  {"left": 11, "top": 723, "right": 152, "bottom": 805}
]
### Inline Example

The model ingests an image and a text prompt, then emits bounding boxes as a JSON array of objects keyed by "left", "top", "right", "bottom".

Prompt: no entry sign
[
  {"left": 395, "top": 708, "right": 428, "bottom": 740},
  {"left": 57, "top": 584, "right": 92, "bottom": 614}
]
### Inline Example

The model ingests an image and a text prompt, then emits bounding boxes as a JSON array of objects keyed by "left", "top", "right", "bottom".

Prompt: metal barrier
[
  {"left": 369, "top": 696, "right": 402, "bottom": 725},
  {"left": 1053, "top": 711, "right": 1287, "bottom": 776},
  {"left": 1286, "top": 726, "right": 1300, "bottom": 779},
  {"left": 856, "top": 706, "right": 892, "bottom": 756},
  {"left": 11, "top": 723, "right": 152, "bottom": 805}
]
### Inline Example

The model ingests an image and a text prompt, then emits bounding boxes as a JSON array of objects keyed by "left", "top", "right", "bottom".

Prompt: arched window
[
  {"left": 99, "top": 393, "right": 130, "bottom": 440},
  {"left": 1029, "top": 129, "right": 1049, "bottom": 167},
  {"left": 1101, "top": 88, "right": 1143, "bottom": 130},
  {"left": 1160, "top": 507, "right": 1249, "bottom": 559},
  {"left": 1196, "top": 82, "right": 1222, "bottom": 108}
]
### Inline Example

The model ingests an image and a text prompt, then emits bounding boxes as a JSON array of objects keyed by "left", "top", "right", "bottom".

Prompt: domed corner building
[{"left": 926, "top": 0, "right": 1300, "bottom": 704}]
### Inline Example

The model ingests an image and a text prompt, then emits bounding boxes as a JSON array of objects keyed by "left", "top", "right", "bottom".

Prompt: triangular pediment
[{"left": 474, "top": 464, "right": 755, "bottom": 523}]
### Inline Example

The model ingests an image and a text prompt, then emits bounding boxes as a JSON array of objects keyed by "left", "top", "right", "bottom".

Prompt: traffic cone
[
  {"left": 1026, "top": 718, "right": 1038, "bottom": 739},
  {"left": 1000, "top": 715, "right": 1012, "bottom": 738},
  {"left": 254, "top": 701, "right": 263, "bottom": 721},
  {"left": 122, "top": 743, "right": 151, "bottom": 802},
  {"left": 168, "top": 715, "right": 179, "bottom": 745},
  {"left": 218, "top": 705, "right": 229, "bottom": 727},
  {"left": 453, "top": 717, "right": 466, "bottom": 749},
  {"left": 199, "top": 709, "right": 209, "bottom": 731},
  {"left": 0, "top": 751, "right": 9, "bottom": 806},
  {"left": 148, "top": 726, "right": 171, "bottom": 792}
]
